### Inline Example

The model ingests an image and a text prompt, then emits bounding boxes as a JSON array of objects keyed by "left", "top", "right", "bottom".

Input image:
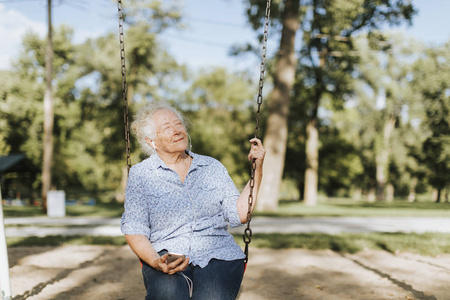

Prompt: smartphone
[{"left": 166, "top": 252, "right": 186, "bottom": 264}]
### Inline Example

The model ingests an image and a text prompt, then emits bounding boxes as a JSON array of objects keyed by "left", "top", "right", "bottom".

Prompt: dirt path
[{"left": 7, "top": 245, "right": 450, "bottom": 300}]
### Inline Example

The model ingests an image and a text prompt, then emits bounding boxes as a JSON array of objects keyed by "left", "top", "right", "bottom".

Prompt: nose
[
  {"left": 172, "top": 123, "right": 185, "bottom": 135},
  {"left": 172, "top": 124, "right": 181, "bottom": 134}
]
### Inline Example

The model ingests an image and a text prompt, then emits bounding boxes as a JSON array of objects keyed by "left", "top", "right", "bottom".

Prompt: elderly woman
[{"left": 121, "top": 103, "right": 265, "bottom": 300}]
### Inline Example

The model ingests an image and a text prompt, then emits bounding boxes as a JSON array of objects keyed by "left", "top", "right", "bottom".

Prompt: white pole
[{"left": 0, "top": 184, "right": 12, "bottom": 300}]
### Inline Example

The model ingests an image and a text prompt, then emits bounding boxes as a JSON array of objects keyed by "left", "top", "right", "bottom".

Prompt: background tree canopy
[{"left": 0, "top": 0, "right": 449, "bottom": 206}]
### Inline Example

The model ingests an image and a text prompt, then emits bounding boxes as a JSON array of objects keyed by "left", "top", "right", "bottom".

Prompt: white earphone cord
[
  {"left": 187, "top": 133, "right": 192, "bottom": 151},
  {"left": 179, "top": 272, "right": 193, "bottom": 298}
]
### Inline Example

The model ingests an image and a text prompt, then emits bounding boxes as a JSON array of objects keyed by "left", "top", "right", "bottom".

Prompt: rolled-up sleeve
[
  {"left": 121, "top": 166, "right": 151, "bottom": 238},
  {"left": 218, "top": 164, "right": 242, "bottom": 228}
]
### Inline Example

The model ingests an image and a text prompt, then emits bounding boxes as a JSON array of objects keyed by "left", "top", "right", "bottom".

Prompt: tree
[
  {"left": 65, "top": 1, "right": 184, "bottom": 202},
  {"left": 0, "top": 25, "right": 77, "bottom": 203},
  {"left": 328, "top": 34, "right": 431, "bottom": 202},
  {"left": 1, "top": 1, "right": 185, "bottom": 203},
  {"left": 42, "top": 0, "right": 54, "bottom": 213},
  {"left": 295, "top": 0, "right": 415, "bottom": 206},
  {"left": 355, "top": 33, "right": 421, "bottom": 201},
  {"left": 0, "top": 71, "right": 16, "bottom": 155},
  {"left": 244, "top": 0, "right": 415, "bottom": 208},
  {"left": 394, "top": 120, "right": 429, "bottom": 202},
  {"left": 412, "top": 42, "right": 450, "bottom": 202}
]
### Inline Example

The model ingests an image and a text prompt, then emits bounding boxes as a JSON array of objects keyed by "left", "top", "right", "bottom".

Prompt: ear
[{"left": 146, "top": 138, "right": 156, "bottom": 149}]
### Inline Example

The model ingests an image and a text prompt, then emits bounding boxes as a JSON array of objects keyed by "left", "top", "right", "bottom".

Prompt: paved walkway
[
  {"left": 4, "top": 216, "right": 450, "bottom": 237},
  {"left": 5, "top": 217, "right": 450, "bottom": 299},
  {"left": 9, "top": 245, "right": 450, "bottom": 300}
]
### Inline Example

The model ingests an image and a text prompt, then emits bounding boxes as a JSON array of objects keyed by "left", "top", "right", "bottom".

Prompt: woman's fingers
[
  {"left": 169, "top": 257, "right": 190, "bottom": 274},
  {"left": 250, "top": 137, "right": 262, "bottom": 146},
  {"left": 160, "top": 256, "right": 190, "bottom": 275},
  {"left": 248, "top": 138, "right": 266, "bottom": 164},
  {"left": 155, "top": 254, "right": 170, "bottom": 273}
]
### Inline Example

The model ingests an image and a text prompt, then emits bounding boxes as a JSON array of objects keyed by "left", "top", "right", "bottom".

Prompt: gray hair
[{"left": 131, "top": 103, "right": 187, "bottom": 156}]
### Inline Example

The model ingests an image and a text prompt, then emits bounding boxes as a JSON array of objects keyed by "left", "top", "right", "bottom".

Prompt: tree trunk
[
  {"left": 353, "top": 188, "right": 362, "bottom": 201},
  {"left": 256, "top": 0, "right": 299, "bottom": 212},
  {"left": 445, "top": 187, "right": 449, "bottom": 203},
  {"left": 116, "top": 166, "right": 128, "bottom": 203},
  {"left": 376, "top": 116, "right": 396, "bottom": 201},
  {"left": 432, "top": 188, "right": 439, "bottom": 202},
  {"left": 386, "top": 183, "right": 394, "bottom": 202},
  {"left": 375, "top": 154, "right": 386, "bottom": 201},
  {"left": 408, "top": 176, "right": 418, "bottom": 202},
  {"left": 435, "top": 188, "right": 441, "bottom": 203},
  {"left": 304, "top": 116, "right": 319, "bottom": 206},
  {"left": 41, "top": 0, "right": 53, "bottom": 214},
  {"left": 367, "top": 186, "right": 376, "bottom": 202},
  {"left": 303, "top": 37, "right": 327, "bottom": 207}
]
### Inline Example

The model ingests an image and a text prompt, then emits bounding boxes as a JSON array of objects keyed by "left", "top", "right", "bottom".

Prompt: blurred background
[{"left": 0, "top": 0, "right": 449, "bottom": 214}]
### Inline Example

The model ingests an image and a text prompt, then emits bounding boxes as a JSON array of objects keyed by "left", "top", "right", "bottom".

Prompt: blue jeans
[{"left": 141, "top": 255, "right": 245, "bottom": 300}]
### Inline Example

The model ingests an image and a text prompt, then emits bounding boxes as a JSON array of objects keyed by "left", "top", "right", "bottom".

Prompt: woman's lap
[
  {"left": 190, "top": 258, "right": 245, "bottom": 300},
  {"left": 141, "top": 258, "right": 245, "bottom": 300},
  {"left": 142, "top": 261, "right": 190, "bottom": 300}
]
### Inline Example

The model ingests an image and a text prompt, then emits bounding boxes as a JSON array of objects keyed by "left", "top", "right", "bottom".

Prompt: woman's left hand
[{"left": 248, "top": 138, "right": 266, "bottom": 168}]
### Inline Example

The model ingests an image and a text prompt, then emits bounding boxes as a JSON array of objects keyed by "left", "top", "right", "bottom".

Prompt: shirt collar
[{"left": 145, "top": 150, "right": 211, "bottom": 171}]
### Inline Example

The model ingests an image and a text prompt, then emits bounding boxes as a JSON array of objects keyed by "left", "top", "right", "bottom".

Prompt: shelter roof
[{"left": 0, "top": 154, "right": 40, "bottom": 174}]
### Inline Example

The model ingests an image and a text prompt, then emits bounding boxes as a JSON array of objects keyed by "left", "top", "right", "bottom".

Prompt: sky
[{"left": 0, "top": 0, "right": 449, "bottom": 73}]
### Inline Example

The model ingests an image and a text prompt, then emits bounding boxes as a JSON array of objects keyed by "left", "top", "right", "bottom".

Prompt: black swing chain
[
  {"left": 117, "top": 0, "right": 132, "bottom": 174},
  {"left": 243, "top": 0, "right": 271, "bottom": 265}
]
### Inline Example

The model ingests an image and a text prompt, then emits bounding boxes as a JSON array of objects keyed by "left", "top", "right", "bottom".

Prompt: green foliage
[
  {"left": 255, "top": 0, "right": 417, "bottom": 200},
  {"left": 245, "top": 0, "right": 283, "bottom": 32},
  {"left": 318, "top": 127, "right": 364, "bottom": 196},
  {"left": 294, "top": 0, "right": 415, "bottom": 104},
  {"left": 1, "top": 26, "right": 76, "bottom": 172},
  {"left": 1, "top": 1, "right": 187, "bottom": 199},
  {"left": 412, "top": 42, "right": 450, "bottom": 195},
  {"left": 122, "top": 0, "right": 182, "bottom": 32},
  {"left": 183, "top": 68, "right": 256, "bottom": 185},
  {"left": 346, "top": 34, "right": 426, "bottom": 198},
  {"left": 2, "top": 0, "right": 447, "bottom": 205}
]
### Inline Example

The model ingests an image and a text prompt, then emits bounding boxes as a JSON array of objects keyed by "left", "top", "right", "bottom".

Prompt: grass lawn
[
  {"left": 3, "top": 198, "right": 450, "bottom": 218},
  {"left": 3, "top": 198, "right": 450, "bottom": 255},
  {"left": 235, "top": 232, "right": 450, "bottom": 256},
  {"left": 261, "top": 198, "right": 450, "bottom": 218},
  {"left": 6, "top": 232, "right": 450, "bottom": 256},
  {"left": 2, "top": 202, "right": 124, "bottom": 218}
]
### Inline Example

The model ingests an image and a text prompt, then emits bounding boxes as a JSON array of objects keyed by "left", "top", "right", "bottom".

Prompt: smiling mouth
[{"left": 174, "top": 137, "right": 185, "bottom": 143}]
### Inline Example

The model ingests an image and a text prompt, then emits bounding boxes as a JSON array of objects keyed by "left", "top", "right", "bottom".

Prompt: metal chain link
[
  {"left": 243, "top": 0, "right": 271, "bottom": 265},
  {"left": 117, "top": 0, "right": 132, "bottom": 174}
]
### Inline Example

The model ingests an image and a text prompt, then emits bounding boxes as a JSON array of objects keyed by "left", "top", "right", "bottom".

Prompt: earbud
[
  {"left": 145, "top": 137, "right": 156, "bottom": 149},
  {"left": 187, "top": 133, "right": 192, "bottom": 151}
]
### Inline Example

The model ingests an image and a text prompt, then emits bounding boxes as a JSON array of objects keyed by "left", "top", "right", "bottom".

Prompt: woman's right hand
[
  {"left": 124, "top": 234, "right": 189, "bottom": 275},
  {"left": 151, "top": 254, "right": 190, "bottom": 275}
]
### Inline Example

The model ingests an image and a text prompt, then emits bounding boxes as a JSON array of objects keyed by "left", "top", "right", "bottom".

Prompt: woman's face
[{"left": 151, "top": 109, "right": 188, "bottom": 155}]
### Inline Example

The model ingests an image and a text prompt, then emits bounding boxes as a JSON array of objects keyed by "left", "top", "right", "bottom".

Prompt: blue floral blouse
[{"left": 120, "top": 151, "right": 245, "bottom": 267}]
